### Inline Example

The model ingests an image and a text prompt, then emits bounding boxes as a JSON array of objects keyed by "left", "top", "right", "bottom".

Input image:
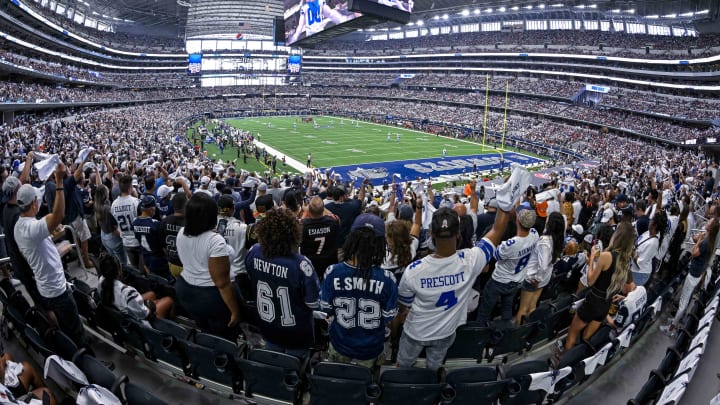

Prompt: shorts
[
  {"left": 328, "top": 343, "right": 382, "bottom": 369},
  {"left": 522, "top": 280, "right": 540, "bottom": 292},
  {"left": 69, "top": 216, "right": 91, "bottom": 242},
  {"left": 577, "top": 292, "right": 611, "bottom": 323}
]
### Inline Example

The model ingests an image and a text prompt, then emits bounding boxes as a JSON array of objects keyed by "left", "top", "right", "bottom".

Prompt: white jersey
[
  {"left": 613, "top": 286, "right": 647, "bottom": 329},
  {"left": 301, "top": 0, "right": 327, "bottom": 36},
  {"left": 111, "top": 195, "right": 140, "bottom": 248},
  {"left": 524, "top": 234, "right": 554, "bottom": 288},
  {"left": 398, "top": 238, "right": 495, "bottom": 341},
  {"left": 216, "top": 215, "right": 248, "bottom": 277},
  {"left": 492, "top": 229, "right": 540, "bottom": 284}
]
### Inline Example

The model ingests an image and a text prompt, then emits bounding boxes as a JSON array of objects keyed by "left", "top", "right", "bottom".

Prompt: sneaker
[{"left": 659, "top": 323, "right": 676, "bottom": 337}]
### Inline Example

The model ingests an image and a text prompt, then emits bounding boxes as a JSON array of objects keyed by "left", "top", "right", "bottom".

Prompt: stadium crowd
[
  {"left": 308, "top": 30, "right": 720, "bottom": 56},
  {"left": 0, "top": 92, "right": 716, "bottom": 384}
]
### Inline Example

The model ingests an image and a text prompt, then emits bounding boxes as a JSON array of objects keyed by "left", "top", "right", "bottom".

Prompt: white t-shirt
[
  {"left": 15, "top": 216, "right": 66, "bottom": 298},
  {"left": 176, "top": 229, "right": 230, "bottom": 287},
  {"left": 632, "top": 231, "right": 658, "bottom": 275},
  {"left": 110, "top": 195, "right": 140, "bottom": 248},
  {"left": 398, "top": 238, "right": 495, "bottom": 341},
  {"left": 572, "top": 200, "right": 582, "bottom": 225},
  {"left": 216, "top": 215, "right": 248, "bottom": 277},
  {"left": 524, "top": 235, "right": 554, "bottom": 288},
  {"left": 492, "top": 229, "right": 540, "bottom": 284},
  {"left": 194, "top": 188, "right": 213, "bottom": 197}
]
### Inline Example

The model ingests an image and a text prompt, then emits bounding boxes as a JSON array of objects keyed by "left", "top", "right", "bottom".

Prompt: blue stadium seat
[
  {"left": 308, "top": 362, "right": 378, "bottom": 405},
  {"left": 444, "top": 322, "right": 494, "bottom": 361},
  {"left": 444, "top": 366, "right": 519, "bottom": 405},
  {"left": 500, "top": 360, "right": 549, "bottom": 405},
  {"left": 73, "top": 351, "right": 125, "bottom": 392},
  {"left": 378, "top": 367, "right": 442, "bottom": 405},
  {"left": 485, "top": 322, "right": 539, "bottom": 362},
  {"left": 135, "top": 318, "right": 192, "bottom": 372},
  {"left": 184, "top": 332, "right": 244, "bottom": 392},
  {"left": 627, "top": 370, "right": 667, "bottom": 405},
  {"left": 238, "top": 349, "right": 305, "bottom": 404}
]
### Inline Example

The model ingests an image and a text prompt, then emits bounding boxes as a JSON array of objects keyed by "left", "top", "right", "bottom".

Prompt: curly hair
[
  {"left": 386, "top": 221, "right": 412, "bottom": 268},
  {"left": 343, "top": 227, "right": 386, "bottom": 277},
  {"left": 255, "top": 208, "right": 301, "bottom": 258}
]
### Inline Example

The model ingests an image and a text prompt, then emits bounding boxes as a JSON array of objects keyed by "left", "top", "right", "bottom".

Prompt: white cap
[
  {"left": 157, "top": 185, "right": 172, "bottom": 200},
  {"left": 600, "top": 208, "right": 614, "bottom": 223},
  {"left": 200, "top": 176, "right": 210, "bottom": 186},
  {"left": 571, "top": 224, "right": 584, "bottom": 235}
]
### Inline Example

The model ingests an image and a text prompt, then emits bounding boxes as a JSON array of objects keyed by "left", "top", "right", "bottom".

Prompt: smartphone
[{"left": 593, "top": 239, "right": 603, "bottom": 253}]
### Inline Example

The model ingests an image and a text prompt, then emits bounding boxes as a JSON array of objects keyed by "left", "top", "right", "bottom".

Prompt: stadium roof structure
[{"left": 66, "top": 0, "right": 718, "bottom": 38}]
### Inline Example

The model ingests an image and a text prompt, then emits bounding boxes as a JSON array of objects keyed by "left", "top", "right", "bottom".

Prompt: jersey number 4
[{"left": 435, "top": 290, "right": 458, "bottom": 311}]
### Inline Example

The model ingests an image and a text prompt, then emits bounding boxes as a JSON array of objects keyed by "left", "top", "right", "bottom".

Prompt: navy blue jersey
[
  {"left": 245, "top": 244, "right": 320, "bottom": 349},
  {"left": 133, "top": 216, "right": 165, "bottom": 257},
  {"left": 160, "top": 215, "right": 184, "bottom": 266},
  {"left": 325, "top": 199, "right": 362, "bottom": 247},
  {"left": 320, "top": 263, "right": 398, "bottom": 360},
  {"left": 157, "top": 198, "right": 174, "bottom": 218}
]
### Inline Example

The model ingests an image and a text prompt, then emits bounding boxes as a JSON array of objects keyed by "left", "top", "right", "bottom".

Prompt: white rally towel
[
  {"left": 535, "top": 188, "right": 560, "bottom": 203},
  {"left": 689, "top": 326, "right": 710, "bottom": 351},
  {"left": 75, "top": 147, "right": 95, "bottom": 164},
  {"left": 674, "top": 345, "right": 703, "bottom": 380},
  {"left": 616, "top": 324, "right": 635, "bottom": 348},
  {"left": 527, "top": 366, "right": 572, "bottom": 394},
  {"left": 2, "top": 360, "right": 23, "bottom": 390},
  {"left": 34, "top": 155, "right": 60, "bottom": 181},
  {"left": 582, "top": 342, "right": 613, "bottom": 376},
  {"left": 495, "top": 165, "right": 531, "bottom": 211},
  {"left": 656, "top": 374, "right": 688, "bottom": 405},
  {"left": 76, "top": 384, "right": 122, "bottom": 405},
  {"left": 43, "top": 355, "right": 88, "bottom": 385}
]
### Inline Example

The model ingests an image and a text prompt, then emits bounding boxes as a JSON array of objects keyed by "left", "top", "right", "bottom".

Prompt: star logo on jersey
[{"left": 300, "top": 260, "right": 314, "bottom": 277}]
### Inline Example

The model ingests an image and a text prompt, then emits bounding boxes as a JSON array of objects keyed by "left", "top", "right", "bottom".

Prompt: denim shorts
[{"left": 522, "top": 280, "right": 540, "bottom": 292}]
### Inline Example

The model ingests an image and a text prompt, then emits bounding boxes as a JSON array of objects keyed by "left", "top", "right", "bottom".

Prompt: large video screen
[
  {"left": 371, "top": 0, "right": 413, "bottom": 12},
  {"left": 188, "top": 53, "right": 202, "bottom": 75},
  {"left": 288, "top": 55, "right": 302, "bottom": 74},
  {"left": 284, "top": 0, "right": 362, "bottom": 46}
]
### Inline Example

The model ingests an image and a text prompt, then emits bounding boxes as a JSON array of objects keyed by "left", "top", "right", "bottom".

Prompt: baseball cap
[
  {"left": 16, "top": 184, "right": 37, "bottom": 209},
  {"left": 438, "top": 198, "right": 455, "bottom": 209},
  {"left": 516, "top": 205, "right": 537, "bottom": 229},
  {"left": 398, "top": 204, "right": 414, "bottom": 221},
  {"left": 584, "top": 234, "right": 594, "bottom": 245},
  {"left": 2, "top": 176, "right": 21, "bottom": 195},
  {"left": 258, "top": 182, "right": 268, "bottom": 192},
  {"left": 200, "top": 176, "right": 210, "bottom": 186},
  {"left": 571, "top": 224, "right": 584, "bottom": 235},
  {"left": 292, "top": 176, "right": 302, "bottom": 188},
  {"left": 157, "top": 185, "right": 172, "bottom": 200},
  {"left": 217, "top": 195, "right": 235, "bottom": 213},
  {"left": 140, "top": 194, "right": 157, "bottom": 210},
  {"left": 600, "top": 208, "right": 614, "bottom": 223},
  {"left": 351, "top": 213, "right": 386, "bottom": 238},
  {"left": 486, "top": 198, "right": 499, "bottom": 210},
  {"left": 615, "top": 194, "right": 628, "bottom": 203},
  {"left": 431, "top": 207, "right": 460, "bottom": 239}
]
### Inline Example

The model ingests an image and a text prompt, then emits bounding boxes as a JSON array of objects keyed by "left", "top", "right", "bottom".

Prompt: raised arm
[
  {"left": 45, "top": 163, "right": 67, "bottom": 233},
  {"left": 19, "top": 152, "right": 33, "bottom": 184}
]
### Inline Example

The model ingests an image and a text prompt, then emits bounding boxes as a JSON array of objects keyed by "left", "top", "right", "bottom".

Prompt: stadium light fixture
[
  {"left": 485, "top": 8, "right": 493, "bottom": 12},
  {"left": 461, "top": 9, "right": 470, "bottom": 16},
  {"left": 695, "top": 9, "right": 709, "bottom": 14},
  {"left": 610, "top": 9, "right": 620, "bottom": 13},
  {"left": 511, "top": 6, "right": 519, "bottom": 10},
  {"left": 407, "top": 21, "right": 415, "bottom": 25},
  {"left": 417, "top": 20, "right": 424, "bottom": 25},
  {"left": 575, "top": 5, "right": 585, "bottom": 9},
  {"left": 537, "top": 4, "right": 546, "bottom": 9},
  {"left": 588, "top": 4, "right": 597, "bottom": 8},
  {"left": 433, "top": 15, "right": 440, "bottom": 19},
  {"left": 550, "top": 3, "right": 563, "bottom": 7},
  {"left": 679, "top": 12, "right": 693, "bottom": 17},
  {"left": 498, "top": 7, "right": 506, "bottom": 12},
  {"left": 626, "top": 9, "right": 635, "bottom": 13},
  {"left": 524, "top": 5, "right": 533, "bottom": 9},
  {"left": 474, "top": 9, "right": 480, "bottom": 14},
  {"left": 646, "top": 14, "right": 659, "bottom": 19},
  {"left": 662, "top": 13, "right": 677, "bottom": 18},
  {"left": 442, "top": 13, "right": 449, "bottom": 19}
]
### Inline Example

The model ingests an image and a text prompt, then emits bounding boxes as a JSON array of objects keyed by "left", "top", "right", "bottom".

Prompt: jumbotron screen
[
  {"left": 187, "top": 53, "right": 202, "bottom": 75},
  {"left": 288, "top": 55, "right": 302, "bottom": 74},
  {"left": 284, "top": 0, "right": 361, "bottom": 46}
]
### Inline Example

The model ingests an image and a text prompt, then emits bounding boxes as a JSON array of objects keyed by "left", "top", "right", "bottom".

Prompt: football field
[{"left": 201, "top": 116, "right": 545, "bottom": 181}]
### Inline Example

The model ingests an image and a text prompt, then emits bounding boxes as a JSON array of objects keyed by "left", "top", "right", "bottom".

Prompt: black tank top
[{"left": 592, "top": 252, "right": 617, "bottom": 296}]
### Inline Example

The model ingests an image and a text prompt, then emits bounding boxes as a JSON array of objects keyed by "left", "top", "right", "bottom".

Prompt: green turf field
[
  {"left": 225, "top": 116, "right": 522, "bottom": 169},
  {"left": 189, "top": 115, "right": 537, "bottom": 175}
]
